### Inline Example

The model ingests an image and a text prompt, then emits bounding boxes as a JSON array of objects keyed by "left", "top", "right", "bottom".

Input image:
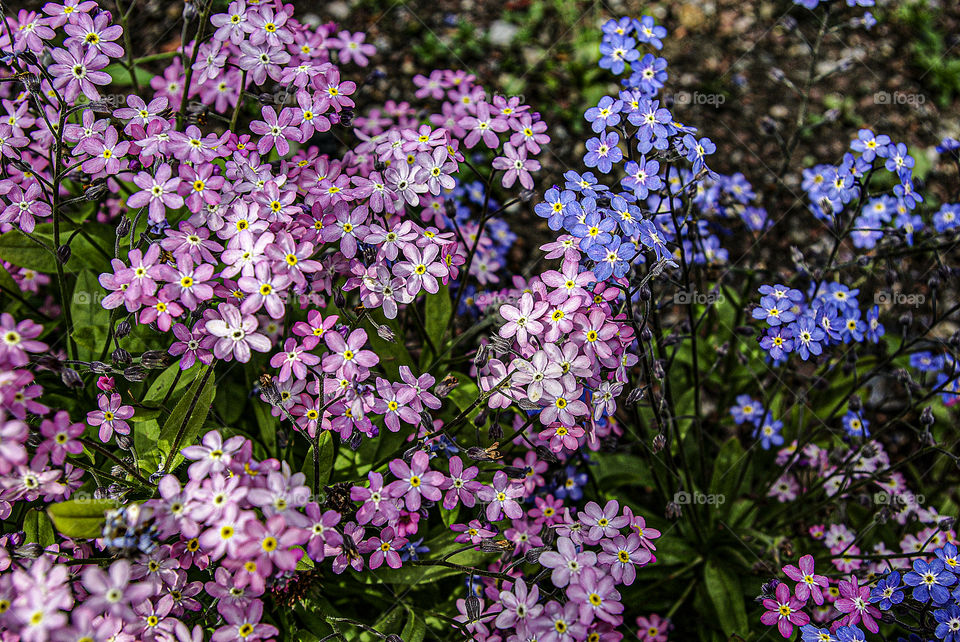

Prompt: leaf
[
  {"left": 253, "top": 399, "right": 278, "bottom": 456},
  {"left": 71, "top": 270, "right": 111, "bottom": 361},
  {"left": 24, "top": 508, "right": 56, "bottom": 547},
  {"left": 143, "top": 361, "right": 193, "bottom": 404},
  {"left": 0, "top": 229, "right": 59, "bottom": 272},
  {"left": 402, "top": 607, "right": 428, "bottom": 642},
  {"left": 302, "top": 430, "right": 335, "bottom": 490},
  {"left": 157, "top": 365, "right": 216, "bottom": 472},
  {"left": 103, "top": 63, "right": 155, "bottom": 87},
  {"left": 424, "top": 283, "right": 452, "bottom": 355},
  {"left": 703, "top": 559, "right": 748, "bottom": 636},
  {"left": 0, "top": 263, "right": 21, "bottom": 295},
  {"left": 710, "top": 438, "right": 750, "bottom": 510},
  {"left": 134, "top": 418, "right": 161, "bottom": 474},
  {"left": 47, "top": 498, "right": 119, "bottom": 539}
]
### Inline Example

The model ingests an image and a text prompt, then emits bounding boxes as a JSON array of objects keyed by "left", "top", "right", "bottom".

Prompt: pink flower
[
  {"left": 835, "top": 574, "right": 881, "bottom": 633},
  {"left": 782, "top": 554, "right": 829, "bottom": 606},
  {"left": 498, "top": 292, "right": 548, "bottom": 346},
  {"left": 441, "top": 456, "right": 482, "bottom": 509},
  {"left": 539, "top": 535, "right": 597, "bottom": 587},
  {"left": 249, "top": 106, "right": 301, "bottom": 157},
  {"left": 361, "top": 526, "right": 407, "bottom": 570},
  {"left": 492, "top": 142, "right": 540, "bottom": 190},
  {"left": 760, "top": 582, "right": 810, "bottom": 638},
  {"left": 86, "top": 393, "right": 134, "bottom": 443},
  {"left": 322, "top": 328, "right": 378, "bottom": 377},
  {"left": 386, "top": 450, "right": 444, "bottom": 511},
  {"left": 205, "top": 302, "right": 272, "bottom": 363},
  {"left": 127, "top": 164, "right": 183, "bottom": 224},
  {"left": 478, "top": 470, "right": 524, "bottom": 522},
  {"left": 36, "top": 410, "right": 84, "bottom": 465},
  {"left": 0, "top": 313, "right": 47, "bottom": 367},
  {"left": 49, "top": 44, "right": 111, "bottom": 102}
]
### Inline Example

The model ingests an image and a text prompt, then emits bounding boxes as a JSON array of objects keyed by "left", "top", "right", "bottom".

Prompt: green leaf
[
  {"left": 0, "top": 263, "right": 21, "bottom": 295},
  {"left": 402, "top": 607, "right": 428, "bottom": 642},
  {"left": 703, "top": 559, "right": 748, "bottom": 636},
  {"left": 253, "top": 400, "right": 278, "bottom": 456},
  {"left": 710, "top": 437, "right": 750, "bottom": 510},
  {"left": 134, "top": 418, "right": 161, "bottom": 473},
  {"left": 143, "top": 361, "right": 192, "bottom": 405},
  {"left": 47, "top": 498, "right": 119, "bottom": 539},
  {"left": 24, "top": 508, "right": 56, "bottom": 547},
  {"left": 71, "top": 270, "right": 111, "bottom": 361},
  {"left": 157, "top": 365, "right": 216, "bottom": 471},
  {"left": 424, "top": 283, "right": 452, "bottom": 353},
  {"left": 102, "top": 63, "right": 155, "bottom": 87},
  {"left": 0, "top": 229, "right": 59, "bottom": 272}
]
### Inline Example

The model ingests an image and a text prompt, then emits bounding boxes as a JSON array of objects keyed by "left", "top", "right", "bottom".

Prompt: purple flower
[
  {"left": 322, "top": 327, "right": 378, "bottom": 377},
  {"left": 205, "top": 302, "right": 271, "bottom": 363},
  {"left": 49, "top": 44, "right": 112, "bottom": 102},
  {"left": 442, "top": 456, "right": 482, "bottom": 509},
  {"left": 86, "top": 393, "right": 134, "bottom": 443},
  {"left": 566, "top": 566, "right": 624, "bottom": 625},
  {"left": 539, "top": 535, "right": 598, "bottom": 588},
  {"left": 580, "top": 499, "right": 629, "bottom": 543},
  {"left": 128, "top": 164, "right": 183, "bottom": 224},
  {"left": 598, "top": 533, "right": 652, "bottom": 585},
  {"left": 761, "top": 582, "right": 810, "bottom": 637},
  {"left": 249, "top": 106, "right": 301, "bottom": 157},
  {"left": 492, "top": 142, "right": 540, "bottom": 190},
  {"left": 387, "top": 450, "right": 444, "bottom": 511},
  {"left": 351, "top": 471, "right": 400, "bottom": 526},
  {"left": 81, "top": 559, "right": 155, "bottom": 620},
  {"left": 478, "top": 470, "right": 524, "bottom": 522},
  {"left": 494, "top": 578, "right": 543, "bottom": 630},
  {"left": 361, "top": 526, "right": 407, "bottom": 570}
]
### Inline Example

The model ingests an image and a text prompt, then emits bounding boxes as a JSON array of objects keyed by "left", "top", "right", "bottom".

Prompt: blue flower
[
  {"left": 760, "top": 326, "right": 794, "bottom": 361},
  {"left": 635, "top": 16, "right": 667, "bottom": 50},
  {"left": 840, "top": 308, "right": 866, "bottom": 343},
  {"left": 583, "top": 131, "right": 624, "bottom": 174},
  {"left": 903, "top": 558, "right": 958, "bottom": 605},
  {"left": 842, "top": 411, "right": 870, "bottom": 438},
  {"left": 790, "top": 316, "right": 826, "bottom": 361},
  {"left": 534, "top": 188, "right": 581, "bottom": 231},
  {"left": 752, "top": 295, "right": 797, "bottom": 326},
  {"left": 569, "top": 209, "right": 616, "bottom": 252},
  {"left": 637, "top": 219, "right": 670, "bottom": 261},
  {"left": 598, "top": 34, "right": 640, "bottom": 75},
  {"left": 935, "top": 604, "right": 960, "bottom": 642},
  {"left": 835, "top": 626, "right": 866, "bottom": 642},
  {"left": 608, "top": 194, "right": 642, "bottom": 236},
  {"left": 584, "top": 96, "right": 624, "bottom": 133},
  {"left": 800, "top": 625, "right": 836, "bottom": 642},
  {"left": 555, "top": 465, "right": 588, "bottom": 501},
  {"left": 866, "top": 305, "right": 884, "bottom": 343},
  {"left": 730, "top": 394, "right": 764, "bottom": 425},
  {"left": 627, "top": 53, "right": 668, "bottom": 94},
  {"left": 884, "top": 142, "right": 915, "bottom": 173},
  {"left": 563, "top": 170, "right": 607, "bottom": 197},
  {"left": 753, "top": 414, "right": 784, "bottom": 450},
  {"left": 621, "top": 157, "right": 663, "bottom": 199},
  {"left": 850, "top": 129, "right": 891, "bottom": 162},
  {"left": 870, "top": 571, "right": 904, "bottom": 610},
  {"left": 587, "top": 236, "right": 636, "bottom": 281}
]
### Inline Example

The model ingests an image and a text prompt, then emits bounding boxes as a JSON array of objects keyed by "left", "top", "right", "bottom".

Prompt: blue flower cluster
[
  {"left": 532, "top": 17, "right": 770, "bottom": 282},
  {"left": 866, "top": 543, "right": 960, "bottom": 642},
  {"left": 752, "top": 282, "right": 884, "bottom": 364},
  {"left": 729, "top": 394, "right": 784, "bottom": 450}
]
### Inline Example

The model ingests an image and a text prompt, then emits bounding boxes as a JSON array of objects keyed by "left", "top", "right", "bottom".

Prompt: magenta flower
[
  {"left": 373, "top": 378, "right": 419, "bottom": 433},
  {"left": 494, "top": 578, "right": 543, "bottom": 630},
  {"left": 328, "top": 30, "right": 376, "bottom": 65},
  {"left": 78, "top": 125, "right": 129, "bottom": 174},
  {"left": 835, "top": 574, "right": 881, "bottom": 633},
  {"left": 49, "top": 44, "right": 111, "bottom": 102},
  {"left": 127, "top": 164, "right": 183, "bottom": 224},
  {"left": 322, "top": 328, "right": 378, "bottom": 377},
  {"left": 304, "top": 502, "right": 342, "bottom": 562},
  {"left": 269, "top": 338, "right": 320, "bottom": 382},
  {"left": 760, "top": 582, "right": 810, "bottom": 637},
  {"left": 250, "top": 106, "right": 301, "bottom": 157},
  {"left": 441, "top": 456, "right": 482, "bottom": 509},
  {"left": 0, "top": 414, "right": 28, "bottom": 475},
  {"left": 492, "top": 142, "right": 540, "bottom": 190},
  {"left": 211, "top": 600, "right": 278, "bottom": 642},
  {"left": 361, "top": 526, "right": 407, "bottom": 570},
  {"left": 498, "top": 292, "right": 547, "bottom": 346},
  {"left": 580, "top": 499, "right": 629, "bottom": 543},
  {"left": 169, "top": 321, "right": 215, "bottom": 370},
  {"left": 0, "top": 313, "right": 47, "bottom": 367},
  {"left": 782, "top": 554, "right": 829, "bottom": 606},
  {"left": 1, "top": 181, "right": 51, "bottom": 233},
  {"left": 393, "top": 243, "right": 446, "bottom": 296},
  {"left": 86, "top": 393, "right": 134, "bottom": 443},
  {"left": 539, "top": 535, "right": 598, "bottom": 588},
  {"left": 181, "top": 429, "right": 247, "bottom": 479},
  {"left": 237, "top": 515, "right": 307, "bottom": 576},
  {"left": 205, "top": 302, "right": 272, "bottom": 363},
  {"left": 478, "top": 470, "right": 525, "bottom": 522},
  {"left": 160, "top": 256, "right": 215, "bottom": 311},
  {"left": 386, "top": 450, "right": 444, "bottom": 511}
]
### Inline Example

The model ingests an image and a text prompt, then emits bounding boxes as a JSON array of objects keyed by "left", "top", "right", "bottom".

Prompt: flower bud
[
  {"left": 665, "top": 501, "right": 682, "bottom": 520},
  {"left": 88, "top": 360, "right": 111, "bottom": 374},
  {"left": 848, "top": 394, "right": 862, "bottom": 412},
  {"left": 640, "top": 327, "right": 653, "bottom": 342},
  {"left": 114, "top": 320, "right": 132, "bottom": 339},
  {"left": 122, "top": 365, "right": 148, "bottom": 382},
  {"left": 375, "top": 323, "right": 395, "bottom": 343},
  {"left": 625, "top": 387, "right": 645, "bottom": 406},
  {"left": 920, "top": 406, "right": 934, "bottom": 426},
  {"left": 334, "top": 290, "right": 345, "bottom": 309},
  {"left": 500, "top": 466, "right": 527, "bottom": 479},
  {"left": 115, "top": 434, "right": 132, "bottom": 450},
  {"left": 57, "top": 244, "right": 71, "bottom": 265},
  {"left": 140, "top": 351, "right": 169, "bottom": 369},
  {"left": 116, "top": 216, "right": 131, "bottom": 238},
  {"left": 385, "top": 635, "right": 404, "bottom": 642},
  {"left": 61, "top": 368, "right": 83, "bottom": 389},
  {"left": 84, "top": 181, "right": 107, "bottom": 201},
  {"left": 488, "top": 421, "right": 503, "bottom": 441},
  {"left": 464, "top": 595, "right": 482, "bottom": 622},
  {"left": 112, "top": 348, "right": 132, "bottom": 367},
  {"left": 349, "top": 432, "right": 363, "bottom": 450},
  {"left": 535, "top": 446, "right": 558, "bottom": 463},
  {"left": 652, "top": 433, "right": 666, "bottom": 452}
]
